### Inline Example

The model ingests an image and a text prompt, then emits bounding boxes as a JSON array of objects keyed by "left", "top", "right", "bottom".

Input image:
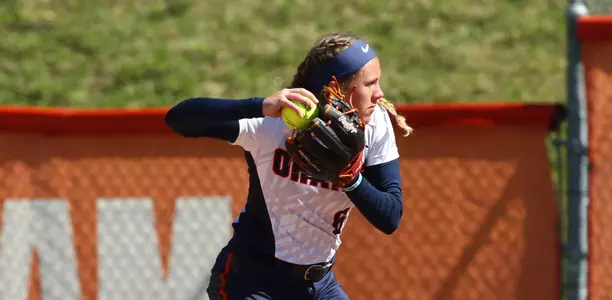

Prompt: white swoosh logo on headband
[{"left": 361, "top": 44, "right": 369, "bottom": 53}]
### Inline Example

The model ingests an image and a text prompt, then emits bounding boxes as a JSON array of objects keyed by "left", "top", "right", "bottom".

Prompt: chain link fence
[
  {"left": 0, "top": 135, "right": 241, "bottom": 300},
  {"left": 565, "top": 1, "right": 612, "bottom": 299},
  {"left": 0, "top": 116, "right": 560, "bottom": 300}
]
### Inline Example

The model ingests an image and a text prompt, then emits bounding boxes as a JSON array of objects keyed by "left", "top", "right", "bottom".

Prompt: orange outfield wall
[
  {"left": 578, "top": 15, "right": 612, "bottom": 300},
  {"left": 0, "top": 102, "right": 561, "bottom": 300}
]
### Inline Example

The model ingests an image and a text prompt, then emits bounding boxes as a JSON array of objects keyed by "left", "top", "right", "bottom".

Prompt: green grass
[{"left": 0, "top": 0, "right": 566, "bottom": 108}]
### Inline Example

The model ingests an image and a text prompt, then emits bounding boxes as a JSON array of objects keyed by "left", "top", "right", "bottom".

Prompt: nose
[{"left": 372, "top": 85, "right": 384, "bottom": 102}]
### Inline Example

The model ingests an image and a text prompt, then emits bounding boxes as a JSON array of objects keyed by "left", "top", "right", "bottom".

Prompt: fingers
[
  {"left": 284, "top": 88, "right": 319, "bottom": 108},
  {"left": 267, "top": 88, "right": 320, "bottom": 118},
  {"left": 280, "top": 97, "right": 304, "bottom": 117},
  {"left": 296, "top": 88, "right": 319, "bottom": 105}
]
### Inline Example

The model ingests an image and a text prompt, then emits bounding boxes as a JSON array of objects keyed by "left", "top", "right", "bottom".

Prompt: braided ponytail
[
  {"left": 290, "top": 32, "right": 412, "bottom": 137},
  {"left": 377, "top": 98, "right": 413, "bottom": 137}
]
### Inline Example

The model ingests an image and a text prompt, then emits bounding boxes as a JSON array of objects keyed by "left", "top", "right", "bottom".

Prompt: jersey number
[{"left": 332, "top": 208, "right": 351, "bottom": 235}]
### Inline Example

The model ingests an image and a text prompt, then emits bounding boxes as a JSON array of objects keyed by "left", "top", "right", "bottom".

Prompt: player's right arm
[
  {"left": 165, "top": 96, "right": 264, "bottom": 143},
  {"left": 164, "top": 88, "right": 317, "bottom": 145}
]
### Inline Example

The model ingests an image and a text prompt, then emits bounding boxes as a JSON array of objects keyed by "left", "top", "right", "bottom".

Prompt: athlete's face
[{"left": 343, "top": 57, "right": 384, "bottom": 124}]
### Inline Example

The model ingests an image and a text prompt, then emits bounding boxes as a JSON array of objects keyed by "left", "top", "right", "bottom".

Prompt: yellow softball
[{"left": 282, "top": 99, "right": 319, "bottom": 130}]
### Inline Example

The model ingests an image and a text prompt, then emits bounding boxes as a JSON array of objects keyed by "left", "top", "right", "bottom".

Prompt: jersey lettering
[
  {"left": 332, "top": 208, "right": 351, "bottom": 235},
  {"left": 272, "top": 148, "right": 341, "bottom": 191},
  {"left": 272, "top": 148, "right": 291, "bottom": 178}
]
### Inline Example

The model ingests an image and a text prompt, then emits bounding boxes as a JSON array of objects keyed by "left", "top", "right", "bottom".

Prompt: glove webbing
[
  {"left": 320, "top": 77, "right": 364, "bottom": 129},
  {"left": 319, "top": 76, "right": 366, "bottom": 185}
]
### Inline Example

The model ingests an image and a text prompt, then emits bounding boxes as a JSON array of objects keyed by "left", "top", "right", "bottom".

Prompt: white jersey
[{"left": 230, "top": 104, "right": 399, "bottom": 265}]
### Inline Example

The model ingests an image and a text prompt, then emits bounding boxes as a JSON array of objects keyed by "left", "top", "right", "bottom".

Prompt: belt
[
  {"left": 234, "top": 251, "right": 334, "bottom": 282},
  {"left": 273, "top": 258, "right": 334, "bottom": 282}
]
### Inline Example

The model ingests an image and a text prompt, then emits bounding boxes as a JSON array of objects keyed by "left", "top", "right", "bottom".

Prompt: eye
[{"left": 366, "top": 78, "right": 378, "bottom": 87}]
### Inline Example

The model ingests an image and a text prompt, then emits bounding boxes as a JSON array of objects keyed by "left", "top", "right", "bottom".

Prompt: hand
[{"left": 262, "top": 88, "right": 319, "bottom": 118}]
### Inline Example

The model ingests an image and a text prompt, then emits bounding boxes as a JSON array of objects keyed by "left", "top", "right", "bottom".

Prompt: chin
[
  {"left": 359, "top": 109, "right": 375, "bottom": 124},
  {"left": 360, "top": 115, "right": 372, "bottom": 124}
]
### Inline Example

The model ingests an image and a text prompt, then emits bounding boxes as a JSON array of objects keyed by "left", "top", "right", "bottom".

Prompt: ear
[{"left": 327, "top": 78, "right": 352, "bottom": 95}]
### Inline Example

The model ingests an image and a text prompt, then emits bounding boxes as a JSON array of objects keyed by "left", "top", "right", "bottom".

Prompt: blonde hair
[{"left": 290, "top": 32, "right": 412, "bottom": 137}]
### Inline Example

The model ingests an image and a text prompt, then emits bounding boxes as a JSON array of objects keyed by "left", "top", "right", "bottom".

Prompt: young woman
[{"left": 165, "top": 32, "right": 412, "bottom": 300}]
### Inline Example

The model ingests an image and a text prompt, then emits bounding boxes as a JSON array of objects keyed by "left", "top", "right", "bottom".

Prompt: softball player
[{"left": 165, "top": 32, "right": 412, "bottom": 300}]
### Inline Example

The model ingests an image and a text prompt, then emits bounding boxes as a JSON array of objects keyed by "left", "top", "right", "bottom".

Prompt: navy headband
[{"left": 307, "top": 39, "right": 377, "bottom": 95}]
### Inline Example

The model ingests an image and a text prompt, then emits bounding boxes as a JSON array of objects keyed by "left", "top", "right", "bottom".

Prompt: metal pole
[{"left": 565, "top": 1, "right": 589, "bottom": 300}]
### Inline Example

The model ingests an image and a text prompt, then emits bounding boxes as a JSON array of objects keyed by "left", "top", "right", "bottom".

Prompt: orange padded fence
[
  {"left": 578, "top": 16, "right": 612, "bottom": 300},
  {"left": 0, "top": 103, "right": 560, "bottom": 300}
]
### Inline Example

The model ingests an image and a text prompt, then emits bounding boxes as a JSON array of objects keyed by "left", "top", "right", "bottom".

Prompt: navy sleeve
[
  {"left": 344, "top": 159, "right": 403, "bottom": 235},
  {"left": 164, "top": 97, "right": 265, "bottom": 142}
]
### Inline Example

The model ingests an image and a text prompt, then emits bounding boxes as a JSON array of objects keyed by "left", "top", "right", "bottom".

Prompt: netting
[
  {"left": 0, "top": 135, "right": 244, "bottom": 300},
  {"left": 335, "top": 126, "right": 558, "bottom": 300},
  {"left": 0, "top": 123, "right": 558, "bottom": 300}
]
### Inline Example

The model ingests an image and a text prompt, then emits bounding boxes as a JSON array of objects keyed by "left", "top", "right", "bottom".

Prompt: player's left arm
[
  {"left": 343, "top": 107, "right": 403, "bottom": 235},
  {"left": 344, "top": 160, "right": 403, "bottom": 235}
]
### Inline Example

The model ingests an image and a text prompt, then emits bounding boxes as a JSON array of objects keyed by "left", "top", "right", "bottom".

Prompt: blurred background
[
  {"left": 0, "top": 0, "right": 565, "bottom": 107},
  {"left": 0, "top": 0, "right": 608, "bottom": 299}
]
